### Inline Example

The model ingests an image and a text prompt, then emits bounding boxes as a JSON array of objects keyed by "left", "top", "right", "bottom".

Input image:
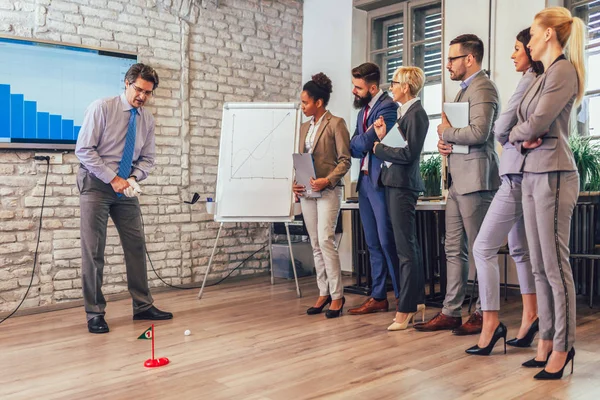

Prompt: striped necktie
[
  {"left": 118, "top": 108, "right": 137, "bottom": 179},
  {"left": 360, "top": 105, "right": 370, "bottom": 174}
]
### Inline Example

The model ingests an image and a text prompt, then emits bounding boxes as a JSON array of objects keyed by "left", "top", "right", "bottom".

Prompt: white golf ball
[{"left": 184, "top": 329, "right": 191, "bottom": 336}]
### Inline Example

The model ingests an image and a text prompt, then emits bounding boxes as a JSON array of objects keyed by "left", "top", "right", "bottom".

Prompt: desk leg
[
  {"left": 424, "top": 210, "right": 447, "bottom": 308},
  {"left": 343, "top": 208, "right": 371, "bottom": 296},
  {"left": 269, "top": 225, "right": 274, "bottom": 285}
]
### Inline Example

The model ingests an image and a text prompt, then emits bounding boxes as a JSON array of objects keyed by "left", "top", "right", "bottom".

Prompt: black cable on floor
[
  {"left": 139, "top": 207, "right": 269, "bottom": 290},
  {"left": 0, "top": 157, "right": 50, "bottom": 325}
]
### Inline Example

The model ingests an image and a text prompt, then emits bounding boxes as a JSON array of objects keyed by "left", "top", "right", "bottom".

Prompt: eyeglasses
[
  {"left": 390, "top": 80, "right": 402, "bottom": 87},
  {"left": 130, "top": 83, "right": 154, "bottom": 97},
  {"left": 447, "top": 54, "right": 469, "bottom": 64}
]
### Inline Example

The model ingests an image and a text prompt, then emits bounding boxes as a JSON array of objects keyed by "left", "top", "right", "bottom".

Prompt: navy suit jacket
[{"left": 350, "top": 91, "right": 399, "bottom": 192}]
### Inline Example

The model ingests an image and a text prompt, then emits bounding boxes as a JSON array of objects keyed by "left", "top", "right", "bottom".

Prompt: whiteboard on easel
[{"left": 214, "top": 102, "right": 301, "bottom": 222}]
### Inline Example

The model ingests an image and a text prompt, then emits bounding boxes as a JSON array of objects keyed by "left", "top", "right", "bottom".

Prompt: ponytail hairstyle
[
  {"left": 302, "top": 73, "right": 333, "bottom": 107},
  {"left": 535, "top": 7, "right": 587, "bottom": 106}
]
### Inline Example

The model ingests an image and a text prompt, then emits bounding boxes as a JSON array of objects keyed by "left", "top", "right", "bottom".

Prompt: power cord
[
  {"left": 0, "top": 156, "right": 50, "bottom": 325},
  {"left": 0, "top": 161, "right": 290, "bottom": 323},
  {"left": 139, "top": 208, "right": 269, "bottom": 290}
]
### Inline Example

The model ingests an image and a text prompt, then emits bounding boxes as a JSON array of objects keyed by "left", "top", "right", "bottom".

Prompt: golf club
[{"left": 154, "top": 192, "right": 202, "bottom": 205}]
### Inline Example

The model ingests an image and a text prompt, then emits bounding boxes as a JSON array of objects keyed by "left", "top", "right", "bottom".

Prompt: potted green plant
[
  {"left": 569, "top": 134, "right": 600, "bottom": 192},
  {"left": 420, "top": 154, "right": 442, "bottom": 197}
]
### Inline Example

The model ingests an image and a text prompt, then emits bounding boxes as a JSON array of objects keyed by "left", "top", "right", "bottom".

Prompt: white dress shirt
[
  {"left": 361, "top": 89, "right": 384, "bottom": 173},
  {"left": 304, "top": 111, "right": 329, "bottom": 153}
]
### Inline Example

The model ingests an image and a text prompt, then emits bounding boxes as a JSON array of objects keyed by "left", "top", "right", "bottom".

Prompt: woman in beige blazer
[
  {"left": 508, "top": 7, "right": 586, "bottom": 379},
  {"left": 292, "top": 73, "right": 351, "bottom": 318}
]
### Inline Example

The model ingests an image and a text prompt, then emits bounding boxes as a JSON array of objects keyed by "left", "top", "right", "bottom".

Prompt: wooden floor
[{"left": 2, "top": 276, "right": 600, "bottom": 400}]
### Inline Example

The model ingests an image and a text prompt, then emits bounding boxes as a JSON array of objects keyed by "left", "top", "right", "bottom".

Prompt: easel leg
[
  {"left": 198, "top": 222, "right": 224, "bottom": 299},
  {"left": 269, "top": 223, "right": 274, "bottom": 285},
  {"left": 285, "top": 222, "right": 302, "bottom": 298}
]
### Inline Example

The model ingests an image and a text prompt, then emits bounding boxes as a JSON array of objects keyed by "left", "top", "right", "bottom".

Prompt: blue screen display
[{"left": 0, "top": 36, "right": 137, "bottom": 149}]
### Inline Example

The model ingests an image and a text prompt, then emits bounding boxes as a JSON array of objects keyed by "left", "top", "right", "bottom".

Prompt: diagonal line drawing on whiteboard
[{"left": 230, "top": 111, "right": 291, "bottom": 180}]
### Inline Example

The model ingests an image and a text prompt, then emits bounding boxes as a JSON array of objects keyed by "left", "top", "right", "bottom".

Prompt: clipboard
[
  {"left": 443, "top": 102, "right": 470, "bottom": 154},
  {"left": 292, "top": 153, "right": 322, "bottom": 198},
  {"left": 380, "top": 124, "right": 407, "bottom": 168}
]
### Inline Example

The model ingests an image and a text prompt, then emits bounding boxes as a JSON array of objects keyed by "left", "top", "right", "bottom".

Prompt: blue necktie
[{"left": 118, "top": 108, "right": 137, "bottom": 179}]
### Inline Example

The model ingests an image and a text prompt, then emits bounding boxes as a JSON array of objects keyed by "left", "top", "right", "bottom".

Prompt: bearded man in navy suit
[{"left": 348, "top": 62, "right": 400, "bottom": 314}]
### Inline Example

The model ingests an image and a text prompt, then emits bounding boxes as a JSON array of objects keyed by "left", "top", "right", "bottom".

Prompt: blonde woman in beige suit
[
  {"left": 508, "top": 7, "right": 586, "bottom": 380},
  {"left": 293, "top": 73, "right": 351, "bottom": 319}
]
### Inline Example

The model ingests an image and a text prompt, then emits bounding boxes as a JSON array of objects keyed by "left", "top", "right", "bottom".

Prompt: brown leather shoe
[
  {"left": 452, "top": 312, "right": 483, "bottom": 336},
  {"left": 413, "top": 312, "right": 461, "bottom": 331},
  {"left": 348, "top": 298, "right": 389, "bottom": 315}
]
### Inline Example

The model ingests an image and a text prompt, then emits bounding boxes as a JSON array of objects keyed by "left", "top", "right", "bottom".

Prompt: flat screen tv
[{"left": 0, "top": 35, "right": 137, "bottom": 150}]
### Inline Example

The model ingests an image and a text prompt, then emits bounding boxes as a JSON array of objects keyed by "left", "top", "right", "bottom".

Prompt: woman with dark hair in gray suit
[
  {"left": 509, "top": 6, "right": 586, "bottom": 380},
  {"left": 466, "top": 28, "right": 543, "bottom": 356}
]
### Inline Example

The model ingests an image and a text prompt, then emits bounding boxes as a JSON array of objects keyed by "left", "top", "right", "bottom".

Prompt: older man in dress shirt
[{"left": 75, "top": 63, "right": 172, "bottom": 334}]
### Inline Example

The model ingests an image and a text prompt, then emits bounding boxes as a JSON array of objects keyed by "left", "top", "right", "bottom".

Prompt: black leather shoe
[
  {"left": 87, "top": 316, "right": 109, "bottom": 334},
  {"left": 522, "top": 351, "right": 552, "bottom": 368},
  {"left": 133, "top": 306, "right": 173, "bottom": 320},
  {"left": 307, "top": 296, "right": 332, "bottom": 315},
  {"left": 465, "top": 322, "right": 507, "bottom": 356},
  {"left": 534, "top": 348, "right": 575, "bottom": 380},
  {"left": 325, "top": 297, "right": 346, "bottom": 319},
  {"left": 507, "top": 318, "right": 539, "bottom": 348}
]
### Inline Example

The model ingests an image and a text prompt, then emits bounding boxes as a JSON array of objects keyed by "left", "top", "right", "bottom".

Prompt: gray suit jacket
[
  {"left": 443, "top": 70, "right": 501, "bottom": 195},
  {"left": 494, "top": 70, "right": 537, "bottom": 176},
  {"left": 509, "top": 57, "right": 578, "bottom": 173}
]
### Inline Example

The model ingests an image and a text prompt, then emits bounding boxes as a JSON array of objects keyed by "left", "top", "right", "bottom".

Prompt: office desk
[{"left": 341, "top": 200, "right": 447, "bottom": 307}]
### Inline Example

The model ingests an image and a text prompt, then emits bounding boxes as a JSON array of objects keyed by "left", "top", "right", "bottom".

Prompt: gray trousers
[
  {"left": 77, "top": 167, "right": 154, "bottom": 321},
  {"left": 442, "top": 185, "right": 495, "bottom": 317},
  {"left": 386, "top": 187, "right": 425, "bottom": 313},
  {"left": 522, "top": 171, "right": 578, "bottom": 352},
  {"left": 473, "top": 175, "right": 535, "bottom": 311},
  {"left": 300, "top": 186, "right": 344, "bottom": 300}
]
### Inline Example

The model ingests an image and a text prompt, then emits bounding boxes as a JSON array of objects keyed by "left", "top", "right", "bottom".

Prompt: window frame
[
  {"left": 366, "top": 0, "right": 443, "bottom": 121},
  {"left": 568, "top": 0, "right": 600, "bottom": 138}
]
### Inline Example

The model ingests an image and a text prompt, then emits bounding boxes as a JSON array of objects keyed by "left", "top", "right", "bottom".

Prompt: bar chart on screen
[
  {"left": 0, "top": 84, "right": 81, "bottom": 142},
  {"left": 0, "top": 36, "right": 137, "bottom": 149}
]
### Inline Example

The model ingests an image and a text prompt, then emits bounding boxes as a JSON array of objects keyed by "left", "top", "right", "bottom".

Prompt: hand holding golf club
[{"left": 123, "top": 177, "right": 142, "bottom": 198}]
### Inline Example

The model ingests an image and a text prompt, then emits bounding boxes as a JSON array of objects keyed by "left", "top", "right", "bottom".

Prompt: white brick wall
[{"left": 0, "top": 0, "right": 303, "bottom": 312}]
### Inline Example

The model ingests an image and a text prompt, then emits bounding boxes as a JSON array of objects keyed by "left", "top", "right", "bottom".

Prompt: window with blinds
[
  {"left": 368, "top": 0, "right": 442, "bottom": 153},
  {"left": 386, "top": 22, "right": 404, "bottom": 82},
  {"left": 369, "top": 1, "right": 442, "bottom": 85},
  {"left": 413, "top": 6, "right": 442, "bottom": 81}
]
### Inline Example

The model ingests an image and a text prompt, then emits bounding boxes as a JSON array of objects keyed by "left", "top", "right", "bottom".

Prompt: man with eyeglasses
[
  {"left": 75, "top": 63, "right": 173, "bottom": 334},
  {"left": 348, "top": 62, "right": 400, "bottom": 315},
  {"left": 414, "top": 34, "right": 500, "bottom": 335}
]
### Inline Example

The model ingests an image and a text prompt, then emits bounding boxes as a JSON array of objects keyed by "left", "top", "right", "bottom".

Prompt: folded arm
[
  {"left": 375, "top": 112, "right": 429, "bottom": 164},
  {"left": 443, "top": 87, "right": 498, "bottom": 146}
]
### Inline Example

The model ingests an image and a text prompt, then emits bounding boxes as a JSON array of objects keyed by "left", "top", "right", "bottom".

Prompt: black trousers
[{"left": 385, "top": 186, "right": 425, "bottom": 312}]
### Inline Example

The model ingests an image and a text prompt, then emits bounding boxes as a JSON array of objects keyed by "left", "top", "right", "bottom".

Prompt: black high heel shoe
[
  {"left": 306, "top": 296, "right": 332, "bottom": 315},
  {"left": 507, "top": 318, "right": 539, "bottom": 348},
  {"left": 465, "top": 322, "right": 507, "bottom": 356},
  {"left": 522, "top": 351, "right": 552, "bottom": 368},
  {"left": 534, "top": 348, "right": 575, "bottom": 380},
  {"left": 325, "top": 297, "right": 345, "bottom": 319}
]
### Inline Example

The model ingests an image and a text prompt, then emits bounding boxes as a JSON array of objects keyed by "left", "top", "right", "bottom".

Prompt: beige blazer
[
  {"left": 443, "top": 70, "right": 501, "bottom": 195},
  {"left": 298, "top": 112, "right": 351, "bottom": 187},
  {"left": 508, "top": 57, "right": 578, "bottom": 173}
]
